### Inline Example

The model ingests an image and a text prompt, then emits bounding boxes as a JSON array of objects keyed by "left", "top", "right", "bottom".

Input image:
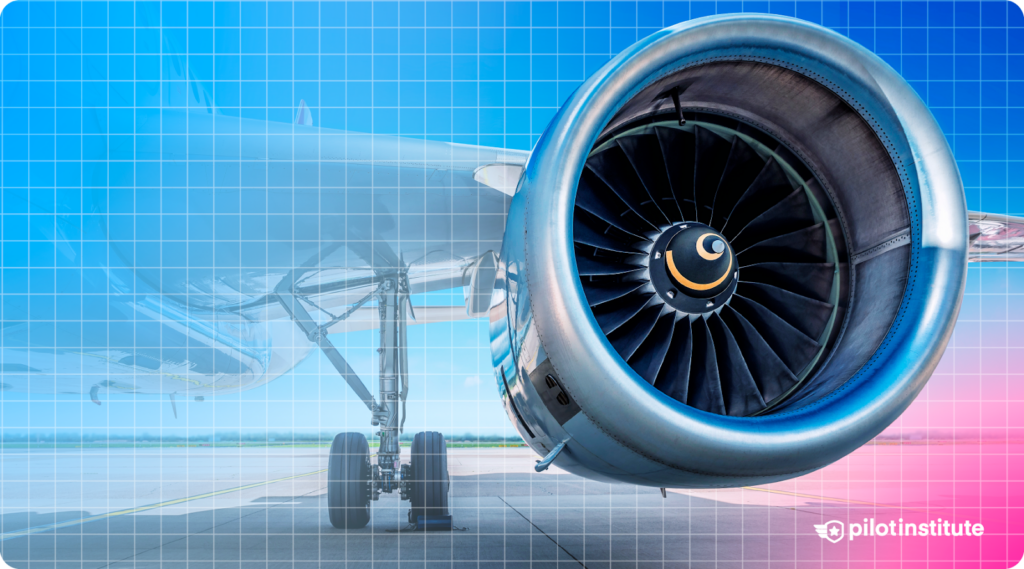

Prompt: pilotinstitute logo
[
  {"left": 815, "top": 518, "right": 985, "bottom": 542},
  {"left": 815, "top": 520, "right": 845, "bottom": 543}
]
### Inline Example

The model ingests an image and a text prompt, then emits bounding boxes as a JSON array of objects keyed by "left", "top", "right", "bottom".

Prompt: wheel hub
[{"left": 649, "top": 222, "right": 737, "bottom": 313}]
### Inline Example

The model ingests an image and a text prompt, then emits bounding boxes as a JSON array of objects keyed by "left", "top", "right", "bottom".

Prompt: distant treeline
[
  {"left": 4, "top": 430, "right": 1013, "bottom": 445},
  {"left": 0, "top": 431, "right": 525, "bottom": 444}
]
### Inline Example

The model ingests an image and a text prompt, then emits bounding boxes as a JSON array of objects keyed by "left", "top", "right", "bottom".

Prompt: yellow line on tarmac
[{"left": 0, "top": 468, "right": 327, "bottom": 541}]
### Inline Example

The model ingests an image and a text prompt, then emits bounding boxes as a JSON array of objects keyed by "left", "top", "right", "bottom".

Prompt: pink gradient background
[{"left": 754, "top": 266, "right": 1024, "bottom": 567}]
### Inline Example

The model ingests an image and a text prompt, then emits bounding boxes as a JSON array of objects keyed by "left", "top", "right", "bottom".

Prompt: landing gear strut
[{"left": 278, "top": 273, "right": 452, "bottom": 530}]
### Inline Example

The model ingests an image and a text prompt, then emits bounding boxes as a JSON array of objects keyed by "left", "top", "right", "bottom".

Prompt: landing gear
[
  {"left": 407, "top": 431, "right": 450, "bottom": 524},
  {"left": 327, "top": 433, "right": 371, "bottom": 529},
  {"left": 278, "top": 273, "right": 452, "bottom": 529}
]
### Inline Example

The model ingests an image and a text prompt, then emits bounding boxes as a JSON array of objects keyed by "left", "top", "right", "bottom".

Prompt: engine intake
[
  {"left": 492, "top": 15, "right": 966, "bottom": 487},
  {"left": 576, "top": 113, "right": 845, "bottom": 417}
]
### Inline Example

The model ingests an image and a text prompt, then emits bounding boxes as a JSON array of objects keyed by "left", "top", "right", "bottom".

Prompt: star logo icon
[{"left": 814, "top": 520, "right": 844, "bottom": 544}]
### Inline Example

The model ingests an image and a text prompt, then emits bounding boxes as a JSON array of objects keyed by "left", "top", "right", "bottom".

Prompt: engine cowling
[{"left": 490, "top": 14, "right": 966, "bottom": 487}]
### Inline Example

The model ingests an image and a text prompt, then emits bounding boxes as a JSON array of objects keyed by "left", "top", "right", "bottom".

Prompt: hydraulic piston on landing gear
[
  {"left": 370, "top": 277, "right": 406, "bottom": 497},
  {"left": 276, "top": 273, "right": 450, "bottom": 530}
]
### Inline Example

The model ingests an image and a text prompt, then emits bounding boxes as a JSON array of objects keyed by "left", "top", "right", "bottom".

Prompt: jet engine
[{"left": 490, "top": 14, "right": 967, "bottom": 487}]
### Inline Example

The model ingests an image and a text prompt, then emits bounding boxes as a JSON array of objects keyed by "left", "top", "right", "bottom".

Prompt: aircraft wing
[
  {"left": 968, "top": 211, "right": 1024, "bottom": 262},
  {"left": 0, "top": 2, "right": 534, "bottom": 403},
  {"left": 0, "top": 102, "right": 530, "bottom": 401}
]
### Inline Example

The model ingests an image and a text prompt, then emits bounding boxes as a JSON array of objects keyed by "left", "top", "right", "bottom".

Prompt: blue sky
[{"left": 0, "top": 0, "right": 1021, "bottom": 440}]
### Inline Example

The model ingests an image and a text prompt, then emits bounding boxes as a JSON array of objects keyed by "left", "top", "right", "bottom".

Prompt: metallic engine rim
[{"left": 521, "top": 14, "right": 966, "bottom": 478}]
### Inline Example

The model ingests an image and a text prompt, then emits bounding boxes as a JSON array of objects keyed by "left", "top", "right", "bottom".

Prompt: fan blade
[
  {"left": 616, "top": 134, "right": 680, "bottom": 224},
  {"left": 739, "top": 262, "right": 835, "bottom": 304},
  {"left": 655, "top": 126, "right": 696, "bottom": 221},
  {"left": 693, "top": 126, "right": 733, "bottom": 224},
  {"left": 629, "top": 311, "right": 677, "bottom": 384},
  {"left": 729, "top": 188, "right": 815, "bottom": 252},
  {"left": 720, "top": 305, "right": 799, "bottom": 405},
  {"left": 592, "top": 292, "right": 655, "bottom": 335},
  {"left": 687, "top": 318, "right": 726, "bottom": 415},
  {"left": 575, "top": 207, "right": 652, "bottom": 247},
  {"left": 736, "top": 281, "right": 834, "bottom": 340},
  {"left": 575, "top": 254, "right": 645, "bottom": 277},
  {"left": 587, "top": 146, "right": 666, "bottom": 229},
  {"left": 710, "top": 137, "right": 765, "bottom": 230},
  {"left": 582, "top": 280, "right": 648, "bottom": 307},
  {"left": 609, "top": 303, "right": 665, "bottom": 361},
  {"left": 736, "top": 223, "right": 827, "bottom": 264},
  {"left": 729, "top": 295, "right": 820, "bottom": 374},
  {"left": 574, "top": 215, "right": 646, "bottom": 255},
  {"left": 720, "top": 156, "right": 793, "bottom": 239},
  {"left": 576, "top": 169, "right": 655, "bottom": 239},
  {"left": 707, "top": 313, "right": 766, "bottom": 416},
  {"left": 655, "top": 317, "right": 693, "bottom": 403}
]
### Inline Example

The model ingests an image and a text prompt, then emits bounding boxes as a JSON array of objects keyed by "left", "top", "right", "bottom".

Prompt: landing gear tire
[
  {"left": 327, "top": 432, "right": 371, "bottom": 529},
  {"left": 408, "top": 431, "right": 449, "bottom": 523}
]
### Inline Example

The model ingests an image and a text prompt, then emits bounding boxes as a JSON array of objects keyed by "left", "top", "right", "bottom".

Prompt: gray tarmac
[{"left": 0, "top": 446, "right": 868, "bottom": 568}]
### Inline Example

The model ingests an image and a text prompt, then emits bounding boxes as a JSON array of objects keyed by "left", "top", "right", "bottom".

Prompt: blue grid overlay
[
  {"left": 0, "top": 1, "right": 1017, "bottom": 232},
  {"left": 0, "top": 0, "right": 1020, "bottom": 566},
  {"left": 0, "top": 0, "right": 1019, "bottom": 460}
]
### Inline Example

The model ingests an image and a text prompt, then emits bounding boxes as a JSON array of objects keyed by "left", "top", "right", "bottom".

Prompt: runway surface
[{"left": 0, "top": 444, "right": 1016, "bottom": 568}]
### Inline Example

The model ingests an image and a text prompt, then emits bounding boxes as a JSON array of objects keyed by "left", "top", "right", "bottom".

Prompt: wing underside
[{"left": 1, "top": 114, "right": 529, "bottom": 399}]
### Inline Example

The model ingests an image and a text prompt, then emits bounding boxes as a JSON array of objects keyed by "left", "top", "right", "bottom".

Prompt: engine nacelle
[{"left": 490, "top": 14, "right": 966, "bottom": 487}]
